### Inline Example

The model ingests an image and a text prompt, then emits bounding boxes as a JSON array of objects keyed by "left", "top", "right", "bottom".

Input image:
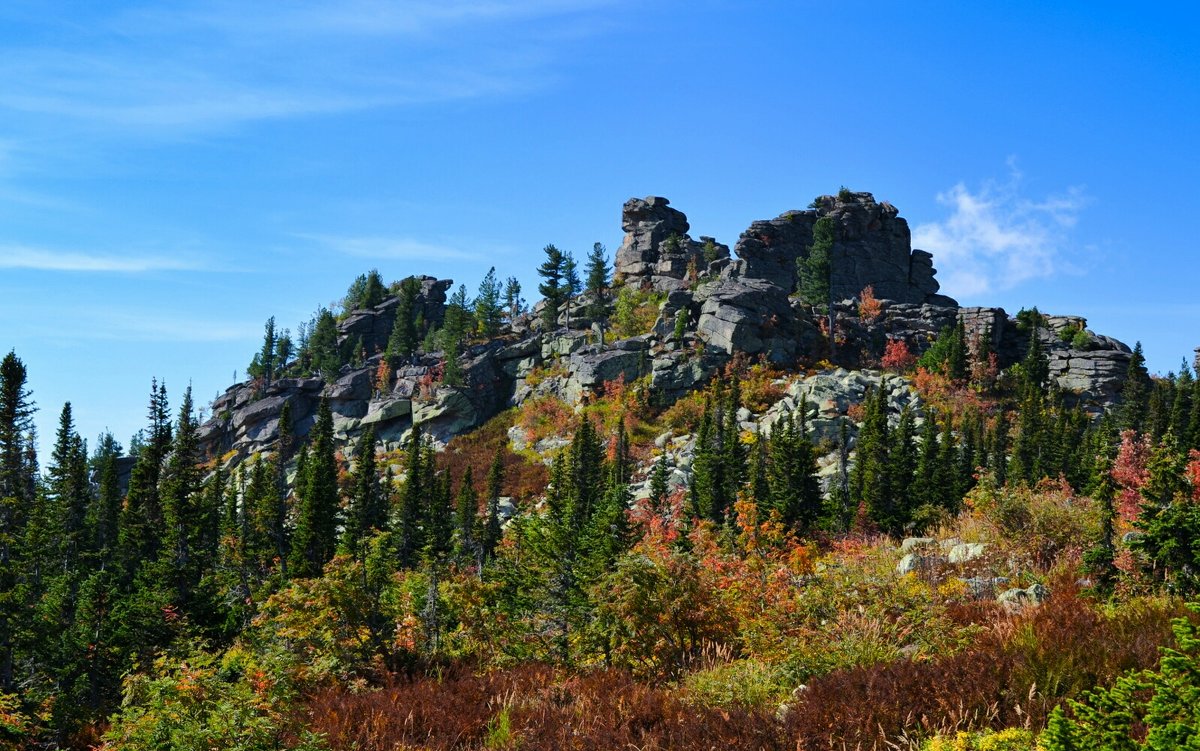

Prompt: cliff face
[
  {"left": 197, "top": 192, "right": 1131, "bottom": 467},
  {"left": 614, "top": 191, "right": 952, "bottom": 306}
]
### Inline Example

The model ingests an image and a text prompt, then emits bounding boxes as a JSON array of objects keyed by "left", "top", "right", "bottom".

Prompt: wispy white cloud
[
  {"left": 912, "top": 162, "right": 1088, "bottom": 297},
  {"left": 0, "top": 0, "right": 617, "bottom": 134},
  {"left": 0, "top": 245, "right": 200, "bottom": 272},
  {"left": 298, "top": 233, "right": 480, "bottom": 262}
]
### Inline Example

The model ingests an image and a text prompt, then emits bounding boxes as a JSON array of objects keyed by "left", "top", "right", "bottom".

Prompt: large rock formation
[
  {"left": 732, "top": 191, "right": 952, "bottom": 305},
  {"left": 613, "top": 197, "right": 729, "bottom": 291},
  {"left": 198, "top": 191, "right": 1134, "bottom": 474}
]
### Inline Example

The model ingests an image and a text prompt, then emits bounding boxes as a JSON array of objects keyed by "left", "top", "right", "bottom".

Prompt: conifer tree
[
  {"left": 889, "top": 405, "right": 918, "bottom": 531},
  {"left": 480, "top": 449, "right": 504, "bottom": 564},
  {"left": 386, "top": 277, "right": 421, "bottom": 364},
  {"left": 424, "top": 466, "right": 453, "bottom": 562},
  {"left": 537, "top": 244, "right": 567, "bottom": 329},
  {"left": 503, "top": 277, "right": 525, "bottom": 327},
  {"left": 453, "top": 466, "right": 478, "bottom": 564},
  {"left": 341, "top": 427, "right": 383, "bottom": 557},
  {"left": 0, "top": 351, "right": 33, "bottom": 692},
  {"left": 307, "top": 307, "right": 341, "bottom": 377},
  {"left": 800, "top": 216, "right": 836, "bottom": 359},
  {"left": 851, "top": 387, "right": 894, "bottom": 531},
  {"left": 89, "top": 432, "right": 123, "bottom": 566},
  {"left": 767, "top": 409, "right": 821, "bottom": 532},
  {"left": 1118, "top": 340, "right": 1156, "bottom": 431},
  {"left": 160, "top": 386, "right": 207, "bottom": 615},
  {"left": 474, "top": 267, "right": 503, "bottom": 339},
  {"left": 989, "top": 409, "right": 1011, "bottom": 487},
  {"left": 289, "top": 397, "right": 339, "bottom": 577},
  {"left": 584, "top": 242, "right": 610, "bottom": 323},
  {"left": 119, "top": 380, "right": 171, "bottom": 576},
  {"left": 562, "top": 253, "right": 581, "bottom": 330},
  {"left": 1169, "top": 361, "right": 1193, "bottom": 441},
  {"left": 396, "top": 423, "right": 427, "bottom": 568},
  {"left": 911, "top": 411, "right": 940, "bottom": 516},
  {"left": 934, "top": 418, "right": 960, "bottom": 512},
  {"left": 648, "top": 452, "right": 670, "bottom": 512}
]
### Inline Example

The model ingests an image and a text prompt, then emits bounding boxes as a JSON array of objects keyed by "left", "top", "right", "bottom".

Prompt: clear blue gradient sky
[{"left": 1, "top": 1, "right": 1197, "bottom": 457}]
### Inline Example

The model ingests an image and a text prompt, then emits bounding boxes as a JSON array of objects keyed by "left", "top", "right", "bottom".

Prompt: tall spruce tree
[
  {"left": 480, "top": 449, "right": 504, "bottom": 565},
  {"left": 799, "top": 216, "right": 836, "bottom": 359},
  {"left": 584, "top": 242, "right": 611, "bottom": 323},
  {"left": 386, "top": 277, "right": 421, "bottom": 364},
  {"left": 475, "top": 267, "right": 503, "bottom": 339},
  {"left": 341, "top": 427, "right": 383, "bottom": 557},
  {"left": 537, "top": 244, "right": 568, "bottom": 329},
  {"left": 289, "top": 398, "right": 339, "bottom": 577},
  {"left": 396, "top": 423, "right": 427, "bottom": 568}
]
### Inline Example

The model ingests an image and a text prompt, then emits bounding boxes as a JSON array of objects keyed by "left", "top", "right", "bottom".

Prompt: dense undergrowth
[{"left": 5, "top": 283, "right": 1200, "bottom": 750}]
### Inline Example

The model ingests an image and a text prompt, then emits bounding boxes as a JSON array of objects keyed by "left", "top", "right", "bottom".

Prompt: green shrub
[{"left": 683, "top": 659, "right": 792, "bottom": 709}]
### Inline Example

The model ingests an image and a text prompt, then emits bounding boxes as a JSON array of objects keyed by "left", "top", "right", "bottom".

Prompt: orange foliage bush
[
  {"left": 881, "top": 337, "right": 916, "bottom": 372},
  {"left": 858, "top": 284, "right": 883, "bottom": 321}
]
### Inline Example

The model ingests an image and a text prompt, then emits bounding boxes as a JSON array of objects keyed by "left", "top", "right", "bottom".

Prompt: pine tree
[
  {"left": 480, "top": 449, "right": 504, "bottom": 564},
  {"left": 890, "top": 406, "right": 918, "bottom": 531},
  {"left": 424, "top": 465, "right": 453, "bottom": 562},
  {"left": 799, "top": 216, "right": 836, "bottom": 358},
  {"left": 911, "top": 412, "right": 940, "bottom": 516},
  {"left": 562, "top": 253, "right": 581, "bottom": 330},
  {"left": 503, "top": 277, "right": 525, "bottom": 327},
  {"left": 289, "top": 397, "right": 340, "bottom": 577},
  {"left": 159, "top": 387, "right": 210, "bottom": 618},
  {"left": 89, "top": 432, "right": 123, "bottom": 566},
  {"left": 119, "top": 380, "right": 171, "bottom": 576},
  {"left": 474, "top": 267, "right": 503, "bottom": 339},
  {"left": 584, "top": 242, "right": 610, "bottom": 322},
  {"left": 934, "top": 418, "right": 960, "bottom": 512},
  {"left": 1170, "top": 360, "right": 1193, "bottom": 441},
  {"left": 767, "top": 409, "right": 821, "bottom": 532},
  {"left": 386, "top": 277, "right": 421, "bottom": 364},
  {"left": 396, "top": 423, "right": 427, "bottom": 568},
  {"left": 1118, "top": 343, "right": 1151, "bottom": 434},
  {"left": 257, "top": 316, "right": 277, "bottom": 385},
  {"left": 851, "top": 387, "right": 894, "bottom": 531},
  {"left": 307, "top": 307, "right": 341, "bottom": 377},
  {"left": 648, "top": 452, "right": 670, "bottom": 512},
  {"left": 453, "top": 466, "right": 478, "bottom": 564},
  {"left": 537, "top": 244, "right": 567, "bottom": 329},
  {"left": 341, "top": 427, "right": 383, "bottom": 557}
]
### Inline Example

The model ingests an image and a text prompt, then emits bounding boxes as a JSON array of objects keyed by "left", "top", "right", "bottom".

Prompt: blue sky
[{"left": 1, "top": 1, "right": 1197, "bottom": 458}]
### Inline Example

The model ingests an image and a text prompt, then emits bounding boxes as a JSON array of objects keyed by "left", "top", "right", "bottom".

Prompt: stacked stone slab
[{"left": 613, "top": 196, "right": 730, "bottom": 291}]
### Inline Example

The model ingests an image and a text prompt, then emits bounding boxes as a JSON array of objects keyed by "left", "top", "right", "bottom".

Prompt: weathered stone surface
[
  {"left": 948, "top": 542, "right": 988, "bottom": 565},
  {"left": 413, "top": 388, "right": 483, "bottom": 446},
  {"left": 998, "top": 583, "right": 1049, "bottom": 611},
  {"left": 361, "top": 397, "right": 412, "bottom": 426},
  {"left": 695, "top": 277, "right": 795, "bottom": 360},
  {"left": 327, "top": 368, "right": 373, "bottom": 401},
  {"left": 569, "top": 347, "right": 646, "bottom": 390},
  {"left": 613, "top": 197, "right": 729, "bottom": 291},
  {"left": 231, "top": 395, "right": 289, "bottom": 431},
  {"left": 732, "top": 191, "right": 952, "bottom": 305}
]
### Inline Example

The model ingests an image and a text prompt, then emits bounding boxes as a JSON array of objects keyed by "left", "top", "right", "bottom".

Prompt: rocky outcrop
[
  {"left": 732, "top": 191, "right": 953, "bottom": 306},
  {"left": 613, "top": 197, "right": 729, "bottom": 291},
  {"left": 694, "top": 276, "right": 799, "bottom": 363},
  {"left": 338, "top": 276, "right": 451, "bottom": 355}
]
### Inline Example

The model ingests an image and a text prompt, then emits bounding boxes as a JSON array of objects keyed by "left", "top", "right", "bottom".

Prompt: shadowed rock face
[{"left": 733, "top": 191, "right": 952, "bottom": 305}]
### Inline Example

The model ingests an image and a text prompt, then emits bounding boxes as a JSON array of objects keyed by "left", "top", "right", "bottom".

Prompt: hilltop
[{"left": 196, "top": 190, "right": 1132, "bottom": 469}]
